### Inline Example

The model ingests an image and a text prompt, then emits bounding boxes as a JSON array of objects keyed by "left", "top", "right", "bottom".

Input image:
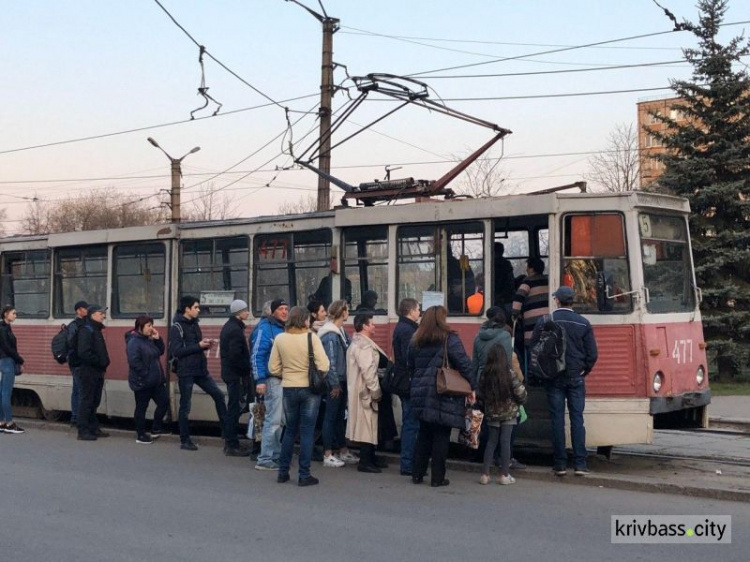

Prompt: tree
[
  {"left": 651, "top": 0, "right": 750, "bottom": 380},
  {"left": 277, "top": 194, "right": 329, "bottom": 215},
  {"left": 182, "top": 184, "right": 237, "bottom": 222},
  {"left": 454, "top": 150, "right": 511, "bottom": 198},
  {"left": 586, "top": 123, "right": 641, "bottom": 192},
  {"left": 22, "top": 190, "right": 167, "bottom": 235}
]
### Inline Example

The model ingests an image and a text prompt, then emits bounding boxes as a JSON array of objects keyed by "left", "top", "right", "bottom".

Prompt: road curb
[
  {"left": 20, "top": 419, "right": 750, "bottom": 503},
  {"left": 709, "top": 416, "right": 750, "bottom": 432}
]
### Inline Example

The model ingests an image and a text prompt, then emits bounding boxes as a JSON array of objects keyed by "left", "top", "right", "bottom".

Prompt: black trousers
[
  {"left": 77, "top": 376, "right": 104, "bottom": 436},
  {"left": 225, "top": 379, "right": 241, "bottom": 449},
  {"left": 133, "top": 384, "right": 169, "bottom": 438},
  {"left": 413, "top": 421, "right": 452, "bottom": 485}
]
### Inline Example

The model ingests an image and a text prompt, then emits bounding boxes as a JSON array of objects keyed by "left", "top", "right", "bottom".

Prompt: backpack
[
  {"left": 51, "top": 324, "right": 69, "bottom": 364},
  {"left": 528, "top": 312, "right": 567, "bottom": 384},
  {"left": 169, "top": 322, "right": 184, "bottom": 373}
]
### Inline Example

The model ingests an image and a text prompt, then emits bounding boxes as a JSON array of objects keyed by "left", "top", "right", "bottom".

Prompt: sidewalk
[{"left": 708, "top": 395, "right": 750, "bottom": 426}]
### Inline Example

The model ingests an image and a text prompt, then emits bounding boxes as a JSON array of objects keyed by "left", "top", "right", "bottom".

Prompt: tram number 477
[{"left": 672, "top": 339, "right": 693, "bottom": 364}]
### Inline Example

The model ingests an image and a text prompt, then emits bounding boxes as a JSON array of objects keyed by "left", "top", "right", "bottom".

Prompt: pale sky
[{"left": 2, "top": 0, "right": 749, "bottom": 233}]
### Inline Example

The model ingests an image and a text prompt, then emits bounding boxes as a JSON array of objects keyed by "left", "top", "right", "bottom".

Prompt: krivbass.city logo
[{"left": 611, "top": 515, "right": 732, "bottom": 544}]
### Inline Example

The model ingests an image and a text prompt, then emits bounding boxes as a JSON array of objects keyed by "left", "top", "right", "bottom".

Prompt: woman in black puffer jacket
[
  {"left": 407, "top": 306, "right": 474, "bottom": 487},
  {"left": 126, "top": 315, "right": 168, "bottom": 444}
]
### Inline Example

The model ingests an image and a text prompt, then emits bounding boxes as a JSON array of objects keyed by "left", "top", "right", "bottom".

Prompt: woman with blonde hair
[
  {"left": 407, "top": 306, "right": 474, "bottom": 487},
  {"left": 269, "top": 306, "right": 330, "bottom": 487}
]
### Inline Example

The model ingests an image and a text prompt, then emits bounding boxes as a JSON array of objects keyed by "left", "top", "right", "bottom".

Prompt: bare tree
[
  {"left": 182, "top": 183, "right": 237, "bottom": 222},
  {"left": 277, "top": 194, "right": 329, "bottom": 215},
  {"left": 22, "top": 190, "right": 166, "bottom": 235},
  {"left": 586, "top": 123, "right": 641, "bottom": 192},
  {"left": 454, "top": 150, "right": 511, "bottom": 198}
]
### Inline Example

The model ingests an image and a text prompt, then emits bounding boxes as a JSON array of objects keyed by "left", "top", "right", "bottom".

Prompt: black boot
[{"left": 357, "top": 444, "right": 381, "bottom": 473}]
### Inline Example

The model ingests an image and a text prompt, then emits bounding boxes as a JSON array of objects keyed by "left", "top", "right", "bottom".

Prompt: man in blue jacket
[
  {"left": 170, "top": 296, "right": 229, "bottom": 452},
  {"left": 531, "top": 286, "right": 598, "bottom": 477},
  {"left": 250, "top": 298, "right": 288, "bottom": 470}
]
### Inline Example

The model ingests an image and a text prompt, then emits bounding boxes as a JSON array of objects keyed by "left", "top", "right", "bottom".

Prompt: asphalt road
[{"left": 1, "top": 429, "right": 746, "bottom": 562}]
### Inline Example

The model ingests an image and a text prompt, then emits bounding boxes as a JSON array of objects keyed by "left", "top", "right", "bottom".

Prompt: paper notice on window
[
  {"left": 421, "top": 291, "right": 444, "bottom": 310},
  {"left": 200, "top": 291, "right": 235, "bottom": 306}
]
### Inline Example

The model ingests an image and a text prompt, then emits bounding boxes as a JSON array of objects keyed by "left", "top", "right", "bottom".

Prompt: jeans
[
  {"left": 70, "top": 366, "right": 81, "bottom": 422},
  {"left": 77, "top": 376, "right": 104, "bottom": 436},
  {"left": 178, "top": 375, "right": 228, "bottom": 444},
  {"left": 545, "top": 376, "right": 587, "bottom": 469},
  {"left": 399, "top": 398, "right": 420, "bottom": 473},
  {"left": 133, "top": 384, "right": 169, "bottom": 438},
  {"left": 413, "top": 421, "right": 452, "bottom": 485},
  {"left": 0, "top": 358, "right": 17, "bottom": 422},
  {"left": 257, "top": 377, "right": 283, "bottom": 466},
  {"left": 225, "top": 379, "right": 241, "bottom": 449},
  {"left": 322, "top": 382, "right": 347, "bottom": 451},
  {"left": 484, "top": 424, "right": 513, "bottom": 475},
  {"left": 279, "top": 387, "right": 321, "bottom": 480}
]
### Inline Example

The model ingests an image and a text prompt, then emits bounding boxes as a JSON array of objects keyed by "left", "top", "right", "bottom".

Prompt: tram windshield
[{"left": 639, "top": 213, "right": 696, "bottom": 314}]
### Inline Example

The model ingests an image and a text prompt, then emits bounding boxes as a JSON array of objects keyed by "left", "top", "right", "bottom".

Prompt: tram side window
[
  {"left": 180, "top": 236, "right": 249, "bottom": 316},
  {"left": 398, "top": 226, "right": 439, "bottom": 311},
  {"left": 1, "top": 250, "right": 50, "bottom": 318},
  {"left": 343, "top": 226, "right": 388, "bottom": 313},
  {"left": 112, "top": 243, "right": 166, "bottom": 318},
  {"left": 54, "top": 246, "right": 108, "bottom": 317},
  {"left": 253, "top": 229, "right": 332, "bottom": 314},
  {"left": 562, "top": 213, "right": 632, "bottom": 314},
  {"left": 640, "top": 213, "right": 695, "bottom": 313},
  {"left": 447, "top": 223, "right": 483, "bottom": 315}
]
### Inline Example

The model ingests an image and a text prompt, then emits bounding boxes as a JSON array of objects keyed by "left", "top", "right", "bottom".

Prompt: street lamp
[{"left": 147, "top": 137, "right": 201, "bottom": 223}]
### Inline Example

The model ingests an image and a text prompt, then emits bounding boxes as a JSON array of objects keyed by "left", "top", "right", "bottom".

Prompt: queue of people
[{"left": 3, "top": 268, "right": 597, "bottom": 489}]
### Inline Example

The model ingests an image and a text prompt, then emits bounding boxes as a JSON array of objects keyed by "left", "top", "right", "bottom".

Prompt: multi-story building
[{"left": 636, "top": 95, "right": 687, "bottom": 187}]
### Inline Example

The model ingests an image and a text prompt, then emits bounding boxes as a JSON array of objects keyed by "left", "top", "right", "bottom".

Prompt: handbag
[
  {"left": 458, "top": 408, "right": 484, "bottom": 449},
  {"left": 308, "top": 333, "right": 328, "bottom": 395},
  {"left": 435, "top": 337, "right": 472, "bottom": 397}
]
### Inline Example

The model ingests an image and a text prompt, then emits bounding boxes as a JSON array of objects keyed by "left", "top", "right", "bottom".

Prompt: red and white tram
[{"left": 0, "top": 190, "right": 709, "bottom": 447}]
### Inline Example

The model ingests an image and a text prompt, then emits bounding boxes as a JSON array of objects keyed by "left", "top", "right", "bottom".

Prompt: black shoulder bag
[{"left": 308, "top": 333, "right": 328, "bottom": 395}]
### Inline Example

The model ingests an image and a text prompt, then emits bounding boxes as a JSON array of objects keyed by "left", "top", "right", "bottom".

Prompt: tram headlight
[
  {"left": 652, "top": 372, "right": 663, "bottom": 393},
  {"left": 696, "top": 366, "right": 705, "bottom": 386}
]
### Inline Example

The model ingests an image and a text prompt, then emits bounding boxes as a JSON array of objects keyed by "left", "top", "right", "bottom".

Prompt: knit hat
[
  {"left": 230, "top": 299, "right": 249, "bottom": 314},
  {"left": 270, "top": 299, "right": 289, "bottom": 314}
]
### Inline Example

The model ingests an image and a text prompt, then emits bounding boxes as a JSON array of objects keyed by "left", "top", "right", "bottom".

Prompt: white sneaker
[
  {"left": 324, "top": 454, "right": 345, "bottom": 468},
  {"left": 498, "top": 474, "right": 516, "bottom": 485},
  {"left": 337, "top": 451, "right": 359, "bottom": 464}
]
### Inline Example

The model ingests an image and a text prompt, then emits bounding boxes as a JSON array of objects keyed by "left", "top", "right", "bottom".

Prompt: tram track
[{"left": 613, "top": 449, "right": 750, "bottom": 468}]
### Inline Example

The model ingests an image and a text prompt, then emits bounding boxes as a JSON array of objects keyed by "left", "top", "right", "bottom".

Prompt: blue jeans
[
  {"left": 322, "top": 382, "right": 347, "bottom": 451},
  {"left": 400, "top": 398, "right": 420, "bottom": 473},
  {"left": 279, "top": 387, "right": 321, "bottom": 480},
  {"left": 0, "top": 358, "right": 17, "bottom": 422},
  {"left": 545, "top": 377, "right": 587, "bottom": 469},
  {"left": 70, "top": 366, "right": 81, "bottom": 422},
  {"left": 178, "top": 375, "right": 228, "bottom": 444},
  {"left": 257, "top": 377, "right": 283, "bottom": 466}
]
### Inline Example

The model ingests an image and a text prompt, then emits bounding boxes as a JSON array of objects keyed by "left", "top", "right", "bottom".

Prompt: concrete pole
[
  {"left": 316, "top": 17, "right": 338, "bottom": 212},
  {"left": 170, "top": 159, "right": 182, "bottom": 224}
]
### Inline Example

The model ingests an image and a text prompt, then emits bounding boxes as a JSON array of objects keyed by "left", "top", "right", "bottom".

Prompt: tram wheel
[{"left": 596, "top": 445, "right": 613, "bottom": 460}]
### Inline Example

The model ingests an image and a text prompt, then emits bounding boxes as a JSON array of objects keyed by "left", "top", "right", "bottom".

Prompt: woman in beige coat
[{"left": 346, "top": 313, "right": 387, "bottom": 473}]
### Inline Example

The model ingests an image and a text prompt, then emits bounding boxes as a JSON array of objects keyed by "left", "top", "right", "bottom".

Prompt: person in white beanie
[{"left": 220, "top": 299, "right": 252, "bottom": 457}]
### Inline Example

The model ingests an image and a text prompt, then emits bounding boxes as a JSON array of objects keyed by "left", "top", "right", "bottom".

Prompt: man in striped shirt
[{"left": 511, "top": 257, "right": 550, "bottom": 368}]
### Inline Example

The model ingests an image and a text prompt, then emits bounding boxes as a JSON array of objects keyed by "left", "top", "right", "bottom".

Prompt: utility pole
[
  {"left": 286, "top": 1, "right": 339, "bottom": 211},
  {"left": 147, "top": 137, "right": 201, "bottom": 224}
]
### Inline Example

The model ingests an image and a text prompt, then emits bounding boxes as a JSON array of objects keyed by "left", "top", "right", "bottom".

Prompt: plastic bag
[{"left": 458, "top": 408, "right": 484, "bottom": 450}]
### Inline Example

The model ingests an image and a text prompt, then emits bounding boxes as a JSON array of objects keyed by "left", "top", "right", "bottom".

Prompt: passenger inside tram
[
  {"left": 493, "top": 242, "right": 516, "bottom": 310},
  {"left": 446, "top": 252, "right": 476, "bottom": 314}
]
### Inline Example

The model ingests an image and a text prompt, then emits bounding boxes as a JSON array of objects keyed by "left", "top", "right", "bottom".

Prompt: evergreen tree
[{"left": 651, "top": 0, "right": 750, "bottom": 380}]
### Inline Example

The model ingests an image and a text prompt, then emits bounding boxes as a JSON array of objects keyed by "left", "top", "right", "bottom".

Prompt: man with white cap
[
  {"left": 220, "top": 299, "right": 252, "bottom": 457},
  {"left": 531, "top": 286, "right": 598, "bottom": 477}
]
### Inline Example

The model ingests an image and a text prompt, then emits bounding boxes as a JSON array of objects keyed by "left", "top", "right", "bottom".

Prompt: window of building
[
  {"left": 1, "top": 250, "right": 50, "bottom": 318},
  {"left": 343, "top": 226, "right": 388, "bottom": 313},
  {"left": 253, "top": 229, "right": 332, "bottom": 313},
  {"left": 180, "top": 236, "right": 249, "bottom": 316},
  {"left": 54, "top": 246, "right": 108, "bottom": 317},
  {"left": 562, "top": 213, "right": 632, "bottom": 314},
  {"left": 112, "top": 243, "right": 166, "bottom": 318}
]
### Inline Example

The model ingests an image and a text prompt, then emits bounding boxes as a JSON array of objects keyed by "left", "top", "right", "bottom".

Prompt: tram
[{"left": 0, "top": 189, "right": 709, "bottom": 448}]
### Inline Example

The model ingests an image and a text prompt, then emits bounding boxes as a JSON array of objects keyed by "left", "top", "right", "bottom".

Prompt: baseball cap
[
  {"left": 74, "top": 300, "right": 89, "bottom": 311},
  {"left": 87, "top": 304, "right": 108, "bottom": 315},
  {"left": 552, "top": 286, "right": 575, "bottom": 302}
]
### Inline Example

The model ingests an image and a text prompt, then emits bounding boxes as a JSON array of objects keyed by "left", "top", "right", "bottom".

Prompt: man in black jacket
[
  {"left": 531, "top": 286, "right": 598, "bottom": 477},
  {"left": 76, "top": 305, "right": 111, "bottom": 441},
  {"left": 67, "top": 300, "right": 88, "bottom": 427},
  {"left": 220, "top": 299, "right": 252, "bottom": 457},
  {"left": 392, "top": 298, "right": 420, "bottom": 476},
  {"left": 170, "top": 295, "right": 229, "bottom": 452}
]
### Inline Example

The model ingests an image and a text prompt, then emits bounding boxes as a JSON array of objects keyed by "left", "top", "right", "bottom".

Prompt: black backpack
[
  {"left": 51, "top": 324, "right": 70, "bottom": 364},
  {"left": 528, "top": 312, "right": 567, "bottom": 383}
]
